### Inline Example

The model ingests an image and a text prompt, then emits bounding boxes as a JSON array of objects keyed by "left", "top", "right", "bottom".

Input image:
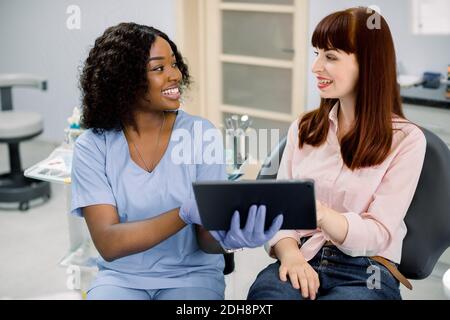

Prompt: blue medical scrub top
[{"left": 70, "top": 110, "right": 226, "bottom": 295}]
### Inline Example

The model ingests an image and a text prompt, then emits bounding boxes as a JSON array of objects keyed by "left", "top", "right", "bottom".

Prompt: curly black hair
[{"left": 79, "top": 23, "right": 190, "bottom": 133}]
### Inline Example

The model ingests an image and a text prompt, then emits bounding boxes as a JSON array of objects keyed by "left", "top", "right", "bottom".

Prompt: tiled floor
[{"left": 1, "top": 140, "right": 449, "bottom": 300}]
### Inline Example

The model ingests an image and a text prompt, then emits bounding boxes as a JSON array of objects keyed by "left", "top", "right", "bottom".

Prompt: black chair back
[
  {"left": 257, "top": 136, "right": 287, "bottom": 180},
  {"left": 399, "top": 128, "right": 450, "bottom": 279}
]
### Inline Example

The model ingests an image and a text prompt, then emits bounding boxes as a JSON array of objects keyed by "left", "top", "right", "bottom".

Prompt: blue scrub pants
[{"left": 87, "top": 285, "right": 224, "bottom": 300}]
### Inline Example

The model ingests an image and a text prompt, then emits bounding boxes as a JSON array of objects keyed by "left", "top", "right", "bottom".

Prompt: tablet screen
[{"left": 193, "top": 179, "right": 317, "bottom": 231}]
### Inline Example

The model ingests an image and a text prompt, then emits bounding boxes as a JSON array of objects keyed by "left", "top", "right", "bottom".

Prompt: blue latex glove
[
  {"left": 179, "top": 198, "right": 201, "bottom": 225},
  {"left": 210, "top": 205, "right": 283, "bottom": 249}
]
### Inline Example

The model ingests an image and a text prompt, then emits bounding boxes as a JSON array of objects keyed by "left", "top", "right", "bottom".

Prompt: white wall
[
  {"left": 0, "top": 0, "right": 176, "bottom": 142},
  {"left": 2, "top": 1, "right": 448, "bottom": 139},
  {"left": 306, "top": 0, "right": 450, "bottom": 110}
]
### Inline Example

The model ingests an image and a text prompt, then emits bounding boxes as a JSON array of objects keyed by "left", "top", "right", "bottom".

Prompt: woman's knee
[{"left": 247, "top": 262, "right": 302, "bottom": 300}]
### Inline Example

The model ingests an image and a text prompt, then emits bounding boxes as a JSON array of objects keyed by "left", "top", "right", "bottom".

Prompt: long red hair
[{"left": 299, "top": 7, "right": 406, "bottom": 170}]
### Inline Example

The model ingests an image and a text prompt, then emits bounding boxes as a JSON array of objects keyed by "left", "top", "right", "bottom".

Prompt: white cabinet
[
  {"left": 440, "top": 249, "right": 450, "bottom": 265},
  {"left": 403, "top": 103, "right": 450, "bottom": 147},
  {"left": 205, "top": 0, "right": 309, "bottom": 138}
]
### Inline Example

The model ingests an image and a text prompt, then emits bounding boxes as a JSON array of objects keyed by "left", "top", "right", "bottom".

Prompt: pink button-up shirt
[{"left": 266, "top": 103, "right": 426, "bottom": 263}]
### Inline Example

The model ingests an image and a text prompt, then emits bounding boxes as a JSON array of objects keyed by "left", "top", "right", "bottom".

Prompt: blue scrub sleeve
[
  {"left": 70, "top": 131, "right": 116, "bottom": 217},
  {"left": 196, "top": 120, "right": 227, "bottom": 182}
]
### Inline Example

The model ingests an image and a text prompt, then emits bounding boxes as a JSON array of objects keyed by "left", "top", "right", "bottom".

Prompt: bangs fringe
[{"left": 311, "top": 9, "right": 356, "bottom": 53}]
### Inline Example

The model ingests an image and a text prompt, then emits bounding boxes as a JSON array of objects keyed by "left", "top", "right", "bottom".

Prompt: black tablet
[{"left": 192, "top": 179, "right": 317, "bottom": 231}]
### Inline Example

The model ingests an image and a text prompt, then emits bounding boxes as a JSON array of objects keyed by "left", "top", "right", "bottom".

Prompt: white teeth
[
  {"left": 162, "top": 87, "right": 180, "bottom": 95},
  {"left": 319, "top": 79, "right": 333, "bottom": 84}
]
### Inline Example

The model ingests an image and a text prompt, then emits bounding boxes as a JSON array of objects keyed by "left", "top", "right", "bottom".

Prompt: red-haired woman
[{"left": 247, "top": 7, "right": 426, "bottom": 300}]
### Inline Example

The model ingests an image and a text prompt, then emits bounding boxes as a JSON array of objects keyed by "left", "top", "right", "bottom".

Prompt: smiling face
[
  {"left": 142, "top": 36, "right": 182, "bottom": 111},
  {"left": 311, "top": 48, "right": 359, "bottom": 101}
]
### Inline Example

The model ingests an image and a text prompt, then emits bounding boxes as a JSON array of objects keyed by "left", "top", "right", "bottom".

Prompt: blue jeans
[
  {"left": 247, "top": 245, "right": 401, "bottom": 300},
  {"left": 88, "top": 285, "right": 224, "bottom": 300}
]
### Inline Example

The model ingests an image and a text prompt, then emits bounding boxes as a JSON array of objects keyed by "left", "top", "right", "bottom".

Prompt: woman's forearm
[
  {"left": 273, "top": 237, "right": 304, "bottom": 262},
  {"left": 318, "top": 207, "right": 349, "bottom": 245},
  {"left": 84, "top": 206, "right": 186, "bottom": 261},
  {"left": 195, "top": 225, "right": 225, "bottom": 254}
]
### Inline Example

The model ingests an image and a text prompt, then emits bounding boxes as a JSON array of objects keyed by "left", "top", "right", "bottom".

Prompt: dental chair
[
  {"left": 256, "top": 136, "right": 287, "bottom": 181},
  {"left": 255, "top": 128, "right": 450, "bottom": 289},
  {"left": 0, "top": 74, "right": 51, "bottom": 211},
  {"left": 398, "top": 128, "right": 450, "bottom": 280}
]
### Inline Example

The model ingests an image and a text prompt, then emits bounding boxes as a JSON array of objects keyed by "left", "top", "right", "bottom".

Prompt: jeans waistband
[{"left": 299, "top": 236, "right": 412, "bottom": 290}]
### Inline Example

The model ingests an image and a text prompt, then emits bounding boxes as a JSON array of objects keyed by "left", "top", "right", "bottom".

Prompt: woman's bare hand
[{"left": 279, "top": 252, "right": 320, "bottom": 300}]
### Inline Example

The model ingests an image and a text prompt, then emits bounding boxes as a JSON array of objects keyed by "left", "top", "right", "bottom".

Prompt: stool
[{"left": 0, "top": 74, "right": 51, "bottom": 211}]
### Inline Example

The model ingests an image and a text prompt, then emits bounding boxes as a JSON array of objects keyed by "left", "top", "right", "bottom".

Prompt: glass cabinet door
[
  {"left": 222, "top": 10, "right": 294, "bottom": 60},
  {"left": 206, "top": 0, "right": 308, "bottom": 158}
]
